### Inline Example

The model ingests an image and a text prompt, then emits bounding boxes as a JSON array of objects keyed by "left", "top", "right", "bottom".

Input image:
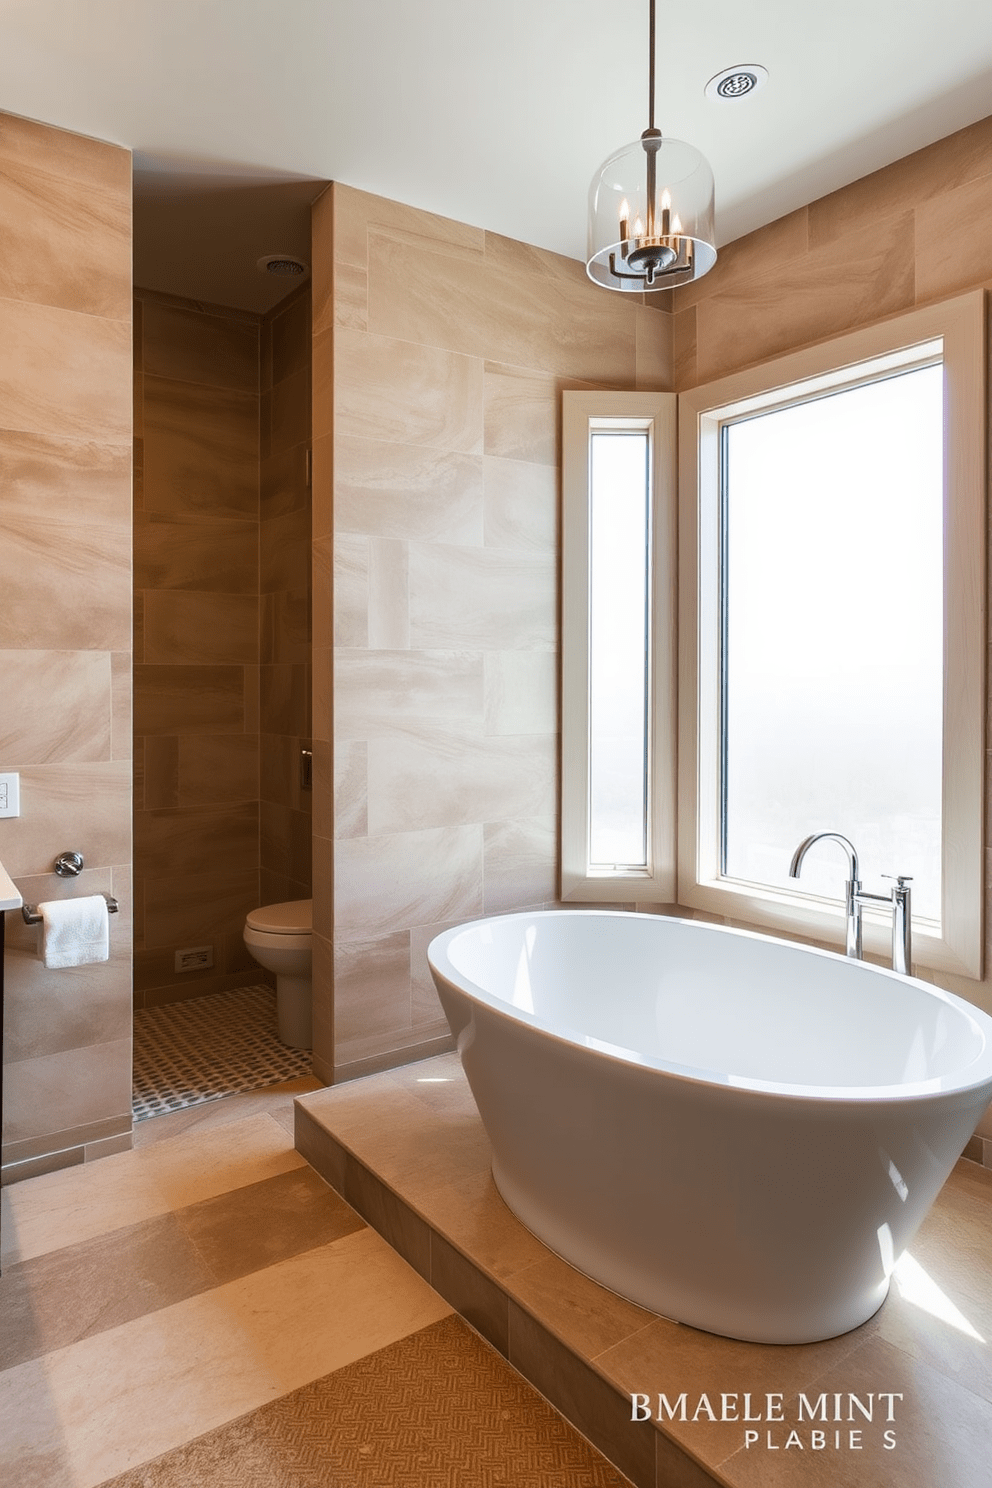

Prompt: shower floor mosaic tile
[{"left": 132, "top": 985, "right": 313, "bottom": 1121}]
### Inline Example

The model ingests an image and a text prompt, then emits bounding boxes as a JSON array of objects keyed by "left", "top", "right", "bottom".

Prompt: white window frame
[
  {"left": 678, "top": 291, "right": 986, "bottom": 978},
  {"left": 561, "top": 392, "right": 677, "bottom": 901}
]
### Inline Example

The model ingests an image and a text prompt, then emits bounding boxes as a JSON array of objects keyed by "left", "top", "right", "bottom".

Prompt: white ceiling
[{"left": 3, "top": 0, "right": 992, "bottom": 313}]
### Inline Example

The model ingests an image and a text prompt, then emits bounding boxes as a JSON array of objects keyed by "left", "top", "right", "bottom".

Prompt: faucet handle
[{"left": 882, "top": 874, "right": 913, "bottom": 887}]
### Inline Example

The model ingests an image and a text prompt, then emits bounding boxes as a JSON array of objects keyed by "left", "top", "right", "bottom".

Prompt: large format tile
[
  {"left": 141, "top": 592, "right": 258, "bottom": 665},
  {"left": 335, "top": 435, "right": 484, "bottom": 543},
  {"left": 483, "top": 454, "right": 558, "bottom": 550},
  {"left": 333, "top": 824, "right": 483, "bottom": 943},
  {"left": 139, "top": 299, "right": 259, "bottom": 393},
  {"left": 0, "top": 296, "right": 130, "bottom": 442},
  {"left": 335, "top": 327, "right": 484, "bottom": 453},
  {"left": 0, "top": 760, "right": 130, "bottom": 879},
  {"left": 0, "top": 651, "right": 111, "bottom": 765},
  {"left": 133, "top": 513, "right": 258, "bottom": 594},
  {"left": 133, "top": 664, "right": 246, "bottom": 736},
  {"left": 142, "top": 376, "right": 258, "bottom": 520},
  {"left": 0, "top": 155, "right": 129, "bottom": 320},
  {"left": 0, "top": 1114, "right": 304, "bottom": 1266},
  {"left": 0, "top": 432, "right": 131, "bottom": 651},
  {"left": 1, "top": 1038, "right": 132, "bottom": 1152},
  {"left": 366, "top": 728, "right": 556, "bottom": 834},
  {"left": 334, "top": 649, "right": 484, "bottom": 739},
  {"left": 0, "top": 1227, "right": 451, "bottom": 1488},
  {"left": 407, "top": 541, "right": 556, "bottom": 650}
]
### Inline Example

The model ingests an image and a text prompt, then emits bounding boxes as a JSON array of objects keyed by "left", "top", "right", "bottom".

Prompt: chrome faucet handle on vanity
[{"left": 788, "top": 833, "right": 912, "bottom": 975}]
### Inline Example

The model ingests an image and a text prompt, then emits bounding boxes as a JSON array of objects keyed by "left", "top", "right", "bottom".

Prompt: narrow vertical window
[
  {"left": 588, "top": 431, "right": 651, "bottom": 869},
  {"left": 561, "top": 392, "right": 677, "bottom": 902}
]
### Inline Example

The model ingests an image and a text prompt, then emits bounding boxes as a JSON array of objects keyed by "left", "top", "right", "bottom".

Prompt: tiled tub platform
[{"left": 295, "top": 1053, "right": 992, "bottom": 1488}]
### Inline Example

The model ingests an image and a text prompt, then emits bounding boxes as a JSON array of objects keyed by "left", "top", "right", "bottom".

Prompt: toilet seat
[{"left": 246, "top": 899, "right": 312, "bottom": 935}]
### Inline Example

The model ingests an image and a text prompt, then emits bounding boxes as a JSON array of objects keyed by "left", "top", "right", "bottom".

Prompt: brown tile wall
[
  {"left": 311, "top": 184, "right": 672, "bottom": 1081},
  {"left": 133, "top": 289, "right": 263, "bottom": 1007},
  {"left": 0, "top": 111, "right": 133, "bottom": 1180},
  {"left": 671, "top": 112, "right": 992, "bottom": 1132},
  {"left": 260, "top": 283, "right": 313, "bottom": 907}
]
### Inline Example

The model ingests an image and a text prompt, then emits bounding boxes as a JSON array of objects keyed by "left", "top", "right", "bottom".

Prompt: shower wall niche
[{"left": 133, "top": 284, "right": 312, "bottom": 1009}]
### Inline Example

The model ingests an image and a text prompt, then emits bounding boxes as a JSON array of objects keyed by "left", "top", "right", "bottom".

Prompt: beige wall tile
[
  {"left": 808, "top": 114, "right": 992, "bottom": 248},
  {"left": 334, "top": 825, "right": 483, "bottom": 943},
  {"left": 368, "top": 538, "right": 409, "bottom": 650},
  {"left": 142, "top": 591, "right": 258, "bottom": 665},
  {"left": 335, "top": 435, "right": 484, "bottom": 544},
  {"left": 0, "top": 651, "right": 111, "bottom": 765},
  {"left": 334, "top": 259, "right": 368, "bottom": 330},
  {"left": 409, "top": 919, "right": 463, "bottom": 1027},
  {"left": 133, "top": 664, "right": 245, "bottom": 736},
  {"left": 634, "top": 304, "right": 674, "bottom": 390},
  {"left": 334, "top": 649, "right": 484, "bottom": 740},
  {"left": 694, "top": 211, "right": 916, "bottom": 382},
  {"left": 408, "top": 542, "right": 556, "bottom": 650},
  {"left": 0, "top": 153, "right": 130, "bottom": 320},
  {"left": 335, "top": 327, "right": 484, "bottom": 453},
  {"left": 0, "top": 110, "right": 130, "bottom": 196},
  {"left": 3, "top": 929, "right": 130, "bottom": 1066},
  {"left": 143, "top": 376, "right": 258, "bottom": 519},
  {"left": 139, "top": 298, "right": 259, "bottom": 392},
  {"left": 333, "top": 182, "right": 485, "bottom": 269},
  {"left": 0, "top": 296, "right": 130, "bottom": 442},
  {"left": 333, "top": 533, "right": 369, "bottom": 648},
  {"left": 261, "top": 588, "right": 310, "bottom": 666},
  {"left": 260, "top": 799, "right": 312, "bottom": 885},
  {"left": 366, "top": 730, "right": 556, "bottom": 835},
  {"left": 483, "top": 361, "right": 589, "bottom": 466},
  {"left": 260, "top": 732, "right": 306, "bottom": 811},
  {"left": 483, "top": 455, "right": 558, "bottom": 551},
  {"left": 311, "top": 328, "right": 333, "bottom": 443},
  {"left": 483, "top": 817, "right": 558, "bottom": 914},
  {"left": 333, "top": 932, "right": 412, "bottom": 1042},
  {"left": 110, "top": 651, "right": 132, "bottom": 762},
  {"left": 334, "top": 739, "right": 368, "bottom": 839},
  {"left": 367, "top": 232, "right": 636, "bottom": 384},
  {"left": 678, "top": 207, "right": 809, "bottom": 311},
  {"left": 2, "top": 1038, "right": 132, "bottom": 1148},
  {"left": 483, "top": 650, "right": 558, "bottom": 737},
  {"left": 672, "top": 304, "right": 697, "bottom": 389},
  {"left": 916, "top": 170, "right": 992, "bottom": 302}
]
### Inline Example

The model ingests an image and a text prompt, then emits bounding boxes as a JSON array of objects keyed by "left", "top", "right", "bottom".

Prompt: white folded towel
[{"left": 38, "top": 895, "right": 110, "bottom": 969}]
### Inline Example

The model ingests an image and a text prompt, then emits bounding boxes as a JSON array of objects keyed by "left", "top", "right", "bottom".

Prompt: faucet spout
[{"left": 789, "top": 832, "right": 862, "bottom": 959}]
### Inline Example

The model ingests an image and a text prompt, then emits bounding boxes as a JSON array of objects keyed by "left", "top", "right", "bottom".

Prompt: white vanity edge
[{"left": 0, "top": 859, "right": 23, "bottom": 911}]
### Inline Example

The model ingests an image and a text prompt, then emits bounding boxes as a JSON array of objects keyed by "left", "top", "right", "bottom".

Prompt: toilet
[{"left": 243, "top": 899, "right": 313, "bottom": 1050}]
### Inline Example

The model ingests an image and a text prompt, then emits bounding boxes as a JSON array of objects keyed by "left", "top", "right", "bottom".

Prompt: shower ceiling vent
[
  {"left": 257, "top": 253, "right": 309, "bottom": 276},
  {"left": 705, "top": 65, "right": 768, "bottom": 102}
]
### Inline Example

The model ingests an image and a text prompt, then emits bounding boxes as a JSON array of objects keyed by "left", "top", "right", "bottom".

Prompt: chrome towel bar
[{"left": 22, "top": 892, "right": 119, "bottom": 925}]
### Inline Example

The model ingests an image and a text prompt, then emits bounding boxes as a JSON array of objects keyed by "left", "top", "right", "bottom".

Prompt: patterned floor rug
[
  {"left": 132, "top": 984, "right": 313, "bottom": 1121},
  {"left": 100, "top": 1313, "right": 632, "bottom": 1487}
]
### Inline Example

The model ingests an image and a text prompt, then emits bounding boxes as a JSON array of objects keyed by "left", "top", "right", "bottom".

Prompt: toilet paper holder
[{"left": 20, "top": 851, "right": 119, "bottom": 923}]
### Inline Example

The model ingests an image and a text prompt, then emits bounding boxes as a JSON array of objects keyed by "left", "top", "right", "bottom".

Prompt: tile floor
[
  {"left": 296, "top": 1053, "right": 992, "bottom": 1488},
  {"left": 0, "top": 1075, "right": 632, "bottom": 1486},
  {"left": 132, "top": 985, "right": 312, "bottom": 1120}
]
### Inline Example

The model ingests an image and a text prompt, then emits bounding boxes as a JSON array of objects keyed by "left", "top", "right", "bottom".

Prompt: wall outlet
[
  {"left": 174, "top": 945, "right": 214, "bottom": 973},
  {"left": 0, "top": 772, "right": 20, "bottom": 818}
]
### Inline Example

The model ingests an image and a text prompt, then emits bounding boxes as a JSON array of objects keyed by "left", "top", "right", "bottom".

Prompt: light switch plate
[{"left": 0, "top": 772, "right": 20, "bottom": 818}]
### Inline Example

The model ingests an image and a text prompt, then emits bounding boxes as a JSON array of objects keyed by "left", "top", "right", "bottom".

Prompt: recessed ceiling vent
[
  {"left": 705, "top": 65, "right": 768, "bottom": 102},
  {"left": 257, "top": 254, "right": 309, "bottom": 276}
]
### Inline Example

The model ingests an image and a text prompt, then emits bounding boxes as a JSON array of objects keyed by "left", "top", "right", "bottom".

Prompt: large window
[{"left": 562, "top": 293, "right": 985, "bottom": 978}]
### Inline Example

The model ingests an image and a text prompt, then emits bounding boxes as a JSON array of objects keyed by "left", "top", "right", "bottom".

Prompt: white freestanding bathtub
[{"left": 427, "top": 910, "right": 992, "bottom": 1344}]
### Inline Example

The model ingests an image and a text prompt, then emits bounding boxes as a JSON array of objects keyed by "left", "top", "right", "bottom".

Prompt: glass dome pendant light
[{"left": 586, "top": 0, "right": 716, "bottom": 292}]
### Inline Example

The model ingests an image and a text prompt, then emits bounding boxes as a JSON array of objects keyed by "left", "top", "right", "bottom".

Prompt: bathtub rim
[{"left": 427, "top": 909, "right": 992, "bottom": 1106}]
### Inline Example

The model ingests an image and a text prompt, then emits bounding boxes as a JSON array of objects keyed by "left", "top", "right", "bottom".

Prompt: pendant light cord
[{"left": 648, "top": 0, "right": 656, "bottom": 131}]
